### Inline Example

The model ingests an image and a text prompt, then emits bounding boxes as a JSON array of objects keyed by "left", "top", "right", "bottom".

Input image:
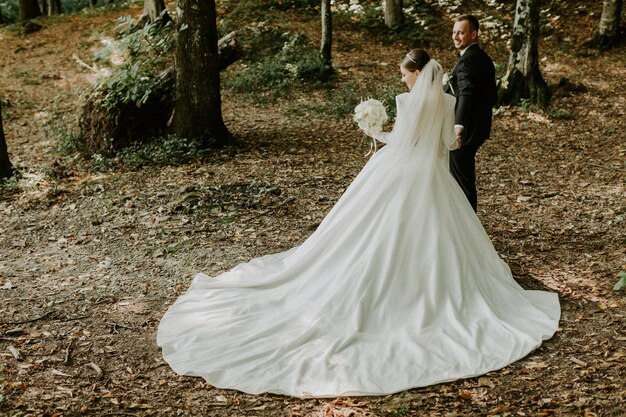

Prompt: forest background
[{"left": 0, "top": 0, "right": 624, "bottom": 416}]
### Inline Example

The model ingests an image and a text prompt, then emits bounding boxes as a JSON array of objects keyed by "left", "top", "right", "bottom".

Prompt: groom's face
[{"left": 452, "top": 20, "right": 477, "bottom": 50}]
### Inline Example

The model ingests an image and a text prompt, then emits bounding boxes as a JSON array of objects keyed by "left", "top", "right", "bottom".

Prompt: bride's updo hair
[{"left": 401, "top": 49, "right": 430, "bottom": 72}]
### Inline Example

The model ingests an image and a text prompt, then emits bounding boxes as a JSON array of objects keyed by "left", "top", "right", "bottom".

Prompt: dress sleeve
[
  {"left": 369, "top": 94, "right": 409, "bottom": 144},
  {"left": 443, "top": 95, "right": 458, "bottom": 150}
]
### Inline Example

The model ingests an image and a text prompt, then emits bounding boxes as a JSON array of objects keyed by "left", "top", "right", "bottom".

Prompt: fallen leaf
[
  {"left": 51, "top": 369, "right": 72, "bottom": 377},
  {"left": 478, "top": 377, "right": 496, "bottom": 388},
  {"left": 56, "top": 386, "right": 73, "bottom": 397},
  {"left": 459, "top": 389, "right": 473, "bottom": 400},
  {"left": 128, "top": 403, "right": 152, "bottom": 409},
  {"left": 613, "top": 272, "right": 626, "bottom": 291},
  {"left": 7, "top": 345, "right": 22, "bottom": 361},
  {"left": 525, "top": 361, "right": 549, "bottom": 369},
  {"left": 86, "top": 362, "right": 103, "bottom": 376}
]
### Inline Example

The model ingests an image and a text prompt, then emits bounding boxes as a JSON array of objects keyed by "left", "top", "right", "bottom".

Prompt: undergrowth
[
  {"left": 92, "top": 14, "right": 175, "bottom": 112},
  {"left": 0, "top": 0, "right": 142, "bottom": 25},
  {"left": 118, "top": 135, "right": 205, "bottom": 170},
  {"left": 46, "top": 0, "right": 444, "bottom": 169},
  {"left": 221, "top": 26, "right": 332, "bottom": 100}
]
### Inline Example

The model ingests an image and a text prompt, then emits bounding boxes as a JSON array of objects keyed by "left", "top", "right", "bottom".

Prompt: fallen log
[{"left": 78, "top": 32, "right": 241, "bottom": 156}]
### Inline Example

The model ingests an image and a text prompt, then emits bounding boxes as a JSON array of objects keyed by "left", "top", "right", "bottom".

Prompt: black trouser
[{"left": 449, "top": 144, "right": 479, "bottom": 212}]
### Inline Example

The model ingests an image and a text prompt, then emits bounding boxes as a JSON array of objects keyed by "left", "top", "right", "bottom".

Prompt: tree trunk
[
  {"left": 48, "top": 0, "right": 61, "bottom": 15},
  {"left": 174, "top": 0, "right": 231, "bottom": 147},
  {"left": 38, "top": 0, "right": 47, "bottom": 15},
  {"left": 0, "top": 7, "right": 5, "bottom": 24},
  {"left": 498, "top": 0, "right": 550, "bottom": 108},
  {"left": 20, "top": 0, "right": 42, "bottom": 21},
  {"left": 0, "top": 101, "right": 16, "bottom": 181},
  {"left": 385, "top": 0, "right": 403, "bottom": 28},
  {"left": 320, "top": 0, "right": 332, "bottom": 67},
  {"left": 594, "top": 0, "right": 622, "bottom": 50},
  {"left": 143, "top": 0, "right": 171, "bottom": 24},
  {"left": 78, "top": 32, "right": 240, "bottom": 155}
]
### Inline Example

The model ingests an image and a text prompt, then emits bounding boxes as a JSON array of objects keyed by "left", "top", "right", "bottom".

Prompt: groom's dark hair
[{"left": 456, "top": 14, "right": 479, "bottom": 32}]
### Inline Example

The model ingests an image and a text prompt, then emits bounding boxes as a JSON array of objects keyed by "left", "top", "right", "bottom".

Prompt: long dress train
[{"left": 157, "top": 61, "right": 560, "bottom": 398}]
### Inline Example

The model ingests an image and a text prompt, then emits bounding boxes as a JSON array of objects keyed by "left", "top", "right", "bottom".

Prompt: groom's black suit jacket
[{"left": 449, "top": 44, "right": 497, "bottom": 148}]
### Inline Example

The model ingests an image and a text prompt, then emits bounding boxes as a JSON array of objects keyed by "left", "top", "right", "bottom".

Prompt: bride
[{"left": 157, "top": 49, "right": 560, "bottom": 398}]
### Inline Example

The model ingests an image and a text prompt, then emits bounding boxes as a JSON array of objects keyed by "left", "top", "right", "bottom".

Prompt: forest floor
[{"left": 0, "top": 1, "right": 625, "bottom": 416}]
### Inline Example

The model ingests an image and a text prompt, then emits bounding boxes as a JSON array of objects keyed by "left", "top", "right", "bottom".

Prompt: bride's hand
[{"left": 455, "top": 126, "right": 463, "bottom": 149}]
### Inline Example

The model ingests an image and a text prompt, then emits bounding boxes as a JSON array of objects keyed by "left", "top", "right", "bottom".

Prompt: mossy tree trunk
[
  {"left": 593, "top": 0, "right": 622, "bottom": 50},
  {"left": 174, "top": 0, "right": 231, "bottom": 147},
  {"left": 19, "top": 0, "right": 42, "bottom": 21},
  {"left": 385, "top": 0, "right": 403, "bottom": 28},
  {"left": 0, "top": 101, "right": 16, "bottom": 181},
  {"left": 143, "top": 0, "right": 171, "bottom": 24},
  {"left": 320, "top": 0, "right": 332, "bottom": 68},
  {"left": 498, "top": 0, "right": 550, "bottom": 108}
]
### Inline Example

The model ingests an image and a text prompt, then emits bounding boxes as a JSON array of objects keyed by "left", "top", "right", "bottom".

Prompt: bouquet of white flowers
[
  {"left": 354, "top": 98, "right": 388, "bottom": 156},
  {"left": 442, "top": 70, "right": 454, "bottom": 94},
  {"left": 353, "top": 98, "right": 388, "bottom": 135}
]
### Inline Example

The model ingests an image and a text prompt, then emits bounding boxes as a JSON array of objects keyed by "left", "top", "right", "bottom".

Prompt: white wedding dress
[{"left": 157, "top": 61, "right": 560, "bottom": 398}]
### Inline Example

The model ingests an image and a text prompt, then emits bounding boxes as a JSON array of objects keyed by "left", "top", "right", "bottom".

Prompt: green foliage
[
  {"left": 512, "top": 96, "right": 547, "bottom": 113},
  {"left": 48, "top": 93, "right": 84, "bottom": 155},
  {"left": 92, "top": 15, "right": 175, "bottom": 111},
  {"left": 221, "top": 23, "right": 285, "bottom": 63},
  {"left": 90, "top": 152, "right": 114, "bottom": 171},
  {"left": 0, "top": 171, "right": 20, "bottom": 191},
  {"left": 0, "top": 0, "right": 19, "bottom": 24},
  {"left": 334, "top": 0, "right": 445, "bottom": 47},
  {"left": 0, "top": 0, "right": 142, "bottom": 25},
  {"left": 265, "top": 0, "right": 318, "bottom": 12},
  {"left": 385, "top": 404, "right": 409, "bottom": 416},
  {"left": 0, "top": 99, "right": 12, "bottom": 121},
  {"left": 119, "top": 135, "right": 204, "bottom": 169},
  {"left": 73, "top": 135, "right": 204, "bottom": 172},
  {"left": 220, "top": 0, "right": 318, "bottom": 23},
  {"left": 53, "top": 125, "right": 84, "bottom": 155},
  {"left": 614, "top": 271, "right": 626, "bottom": 291},
  {"left": 550, "top": 108, "right": 574, "bottom": 120},
  {"left": 223, "top": 30, "right": 330, "bottom": 98}
]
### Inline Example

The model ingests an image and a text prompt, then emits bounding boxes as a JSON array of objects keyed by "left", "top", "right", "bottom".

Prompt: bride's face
[{"left": 400, "top": 65, "right": 420, "bottom": 90}]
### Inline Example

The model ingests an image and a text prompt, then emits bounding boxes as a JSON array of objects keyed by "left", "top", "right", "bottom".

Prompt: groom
[{"left": 447, "top": 15, "right": 497, "bottom": 212}]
